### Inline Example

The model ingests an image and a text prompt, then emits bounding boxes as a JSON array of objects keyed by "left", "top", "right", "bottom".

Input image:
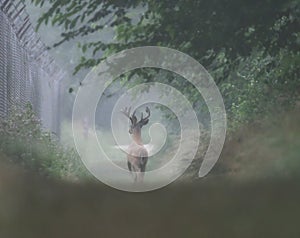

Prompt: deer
[{"left": 121, "top": 106, "right": 150, "bottom": 182}]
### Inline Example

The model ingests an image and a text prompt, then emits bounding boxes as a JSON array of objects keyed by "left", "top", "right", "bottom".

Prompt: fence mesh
[{"left": 0, "top": 0, "right": 64, "bottom": 135}]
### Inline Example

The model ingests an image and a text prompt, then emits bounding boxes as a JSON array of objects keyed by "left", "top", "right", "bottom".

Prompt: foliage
[
  {"left": 214, "top": 109, "right": 300, "bottom": 179},
  {"left": 219, "top": 48, "right": 300, "bottom": 130},
  {"left": 29, "top": 0, "right": 300, "bottom": 129},
  {"left": 29, "top": 0, "right": 300, "bottom": 67},
  {"left": 0, "top": 104, "right": 88, "bottom": 180}
]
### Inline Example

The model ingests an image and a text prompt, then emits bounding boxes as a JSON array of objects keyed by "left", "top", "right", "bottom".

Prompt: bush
[{"left": 0, "top": 104, "right": 88, "bottom": 180}]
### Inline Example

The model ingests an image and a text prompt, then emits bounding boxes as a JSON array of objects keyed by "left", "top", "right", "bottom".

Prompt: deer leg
[
  {"left": 131, "top": 164, "right": 138, "bottom": 182},
  {"left": 127, "top": 161, "right": 132, "bottom": 172},
  {"left": 134, "top": 158, "right": 147, "bottom": 183},
  {"left": 140, "top": 157, "right": 148, "bottom": 173},
  {"left": 127, "top": 161, "right": 137, "bottom": 181}
]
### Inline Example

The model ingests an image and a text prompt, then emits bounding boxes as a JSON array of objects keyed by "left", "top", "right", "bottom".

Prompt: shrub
[{"left": 0, "top": 104, "right": 88, "bottom": 180}]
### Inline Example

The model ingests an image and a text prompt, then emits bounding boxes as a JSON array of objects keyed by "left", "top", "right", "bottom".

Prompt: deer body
[
  {"left": 121, "top": 106, "right": 150, "bottom": 182},
  {"left": 127, "top": 143, "right": 148, "bottom": 181}
]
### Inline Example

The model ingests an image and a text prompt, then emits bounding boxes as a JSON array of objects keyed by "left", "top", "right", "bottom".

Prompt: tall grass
[
  {"left": 215, "top": 109, "right": 300, "bottom": 180},
  {"left": 0, "top": 105, "right": 88, "bottom": 180},
  {"left": 0, "top": 107, "right": 300, "bottom": 237}
]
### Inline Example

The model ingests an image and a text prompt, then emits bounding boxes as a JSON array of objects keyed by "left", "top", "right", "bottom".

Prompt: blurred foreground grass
[
  {"left": 0, "top": 108, "right": 299, "bottom": 237},
  {"left": 0, "top": 161, "right": 299, "bottom": 238}
]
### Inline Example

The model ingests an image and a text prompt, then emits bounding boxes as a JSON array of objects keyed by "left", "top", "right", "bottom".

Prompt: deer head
[{"left": 121, "top": 106, "right": 150, "bottom": 144}]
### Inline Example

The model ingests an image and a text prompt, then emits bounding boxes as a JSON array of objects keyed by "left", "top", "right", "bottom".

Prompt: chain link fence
[{"left": 0, "top": 0, "right": 64, "bottom": 135}]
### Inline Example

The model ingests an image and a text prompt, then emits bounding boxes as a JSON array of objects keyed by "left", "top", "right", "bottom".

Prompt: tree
[{"left": 29, "top": 0, "right": 300, "bottom": 128}]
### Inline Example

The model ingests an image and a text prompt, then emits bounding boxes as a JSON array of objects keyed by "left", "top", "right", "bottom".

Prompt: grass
[
  {"left": 0, "top": 107, "right": 300, "bottom": 237},
  {"left": 215, "top": 109, "right": 300, "bottom": 180},
  {"left": 0, "top": 161, "right": 299, "bottom": 238},
  {"left": 0, "top": 105, "right": 88, "bottom": 180}
]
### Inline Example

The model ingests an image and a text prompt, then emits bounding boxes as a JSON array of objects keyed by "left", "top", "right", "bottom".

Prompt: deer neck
[{"left": 132, "top": 131, "right": 143, "bottom": 145}]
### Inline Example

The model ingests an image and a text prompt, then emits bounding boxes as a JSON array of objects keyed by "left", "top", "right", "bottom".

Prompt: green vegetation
[
  {"left": 29, "top": 0, "right": 300, "bottom": 130},
  {"left": 0, "top": 104, "right": 88, "bottom": 180},
  {"left": 19, "top": 0, "right": 300, "bottom": 179},
  {"left": 0, "top": 2, "right": 300, "bottom": 237},
  {"left": 214, "top": 109, "right": 300, "bottom": 180}
]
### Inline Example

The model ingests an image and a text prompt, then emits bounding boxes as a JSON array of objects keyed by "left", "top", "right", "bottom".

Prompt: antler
[
  {"left": 121, "top": 106, "right": 137, "bottom": 125},
  {"left": 138, "top": 106, "right": 150, "bottom": 126},
  {"left": 121, "top": 106, "right": 133, "bottom": 124}
]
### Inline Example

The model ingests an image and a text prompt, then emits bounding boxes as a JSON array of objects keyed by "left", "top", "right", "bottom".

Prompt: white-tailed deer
[{"left": 121, "top": 106, "right": 150, "bottom": 182}]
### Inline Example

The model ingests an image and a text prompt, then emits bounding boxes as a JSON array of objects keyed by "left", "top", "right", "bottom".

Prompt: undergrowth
[{"left": 0, "top": 104, "right": 88, "bottom": 181}]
